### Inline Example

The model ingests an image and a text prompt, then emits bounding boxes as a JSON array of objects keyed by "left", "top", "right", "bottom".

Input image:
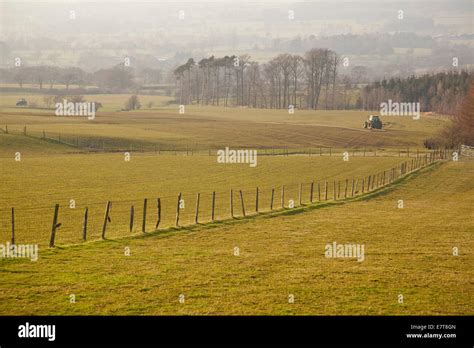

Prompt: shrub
[{"left": 124, "top": 95, "right": 141, "bottom": 110}]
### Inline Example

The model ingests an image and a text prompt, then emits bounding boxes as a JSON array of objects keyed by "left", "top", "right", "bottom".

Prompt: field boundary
[
  {"left": 2, "top": 150, "right": 445, "bottom": 249},
  {"left": 0, "top": 125, "right": 452, "bottom": 158},
  {"left": 131, "top": 160, "right": 444, "bottom": 241},
  {"left": 49, "top": 159, "right": 444, "bottom": 253}
]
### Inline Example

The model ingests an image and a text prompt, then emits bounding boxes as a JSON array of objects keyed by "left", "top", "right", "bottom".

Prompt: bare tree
[{"left": 289, "top": 55, "right": 304, "bottom": 107}]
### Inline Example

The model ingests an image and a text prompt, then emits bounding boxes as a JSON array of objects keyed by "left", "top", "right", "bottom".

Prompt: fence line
[
  {"left": 1, "top": 149, "right": 445, "bottom": 248},
  {"left": 0, "top": 125, "right": 453, "bottom": 158}
]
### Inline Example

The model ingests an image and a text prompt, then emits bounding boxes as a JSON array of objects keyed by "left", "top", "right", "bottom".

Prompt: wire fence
[
  {"left": 0, "top": 125, "right": 448, "bottom": 157},
  {"left": 0, "top": 149, "right": 446, "bottom": 249}
]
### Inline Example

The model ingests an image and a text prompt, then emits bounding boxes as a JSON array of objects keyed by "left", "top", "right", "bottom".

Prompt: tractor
[
  {"left": 363, "top": 115, "right": 382, "bottom": 130},
  {"left": 16, "top": 98, "right": 28, "bottom": 107}
]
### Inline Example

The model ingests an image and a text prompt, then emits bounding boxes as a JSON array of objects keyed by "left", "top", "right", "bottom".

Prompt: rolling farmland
[{"left": 0, "top": 94, "right": 471, "bottom": 316}]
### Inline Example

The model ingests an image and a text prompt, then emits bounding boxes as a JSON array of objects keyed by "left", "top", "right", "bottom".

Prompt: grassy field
[
  {"left": 0, "top": 153, "right": 408, "bottom": 247},
  {"left": 0, "top": 160, "right": 471, "bottom": 315}
]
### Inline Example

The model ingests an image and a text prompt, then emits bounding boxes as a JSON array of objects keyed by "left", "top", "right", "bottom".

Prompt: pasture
[
  {"left": 0, "top": 153, "right": 409, "bottom": 247},
  {"left": 0, "top": 161, "right": 471, "bottom": 315}
]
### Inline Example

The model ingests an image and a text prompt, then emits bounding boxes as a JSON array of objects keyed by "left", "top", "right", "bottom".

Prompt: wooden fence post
[
  {"left": 211, "top": 191, "right": 216, "bottom": 221},
  {"left": 362, "top": 178, "right": 365, "bottom": 193},
  {"left": 49, "top": 204, "right": 61, "bottom": 247},
  {"left": 129, "top": 205, "right": 134, "bottom": 232},
  {"left": 256, "top": 187, "right": 259, "bottom": 213},
  {"left": 101, "top": 201, "right": 111, "bottom": 240},
  {"left": 230, "top": 189, "right": 234, "bottom": 218},
  {"left": 299, "top": 183, "right": 302, "bottom": 206},
  {"left": 351, "top": 179, "right": 354, "bottom": 197},
  {"left": 195, "top": 193, "right": 200, "bottom": 224},
  {"left": 354, "top": 178, "right": 359, "bottom": 195},
  {"left": 239, "top": 190, "right": 246, "bottom": 217},
  {"left": 344, "top": 179, "right": 348, "bottom": 198},
  {"left": 324, "top": 181, "right": 328, "bottom": 201},
  {"left": 317, "top": 182, "right": 321, "bottom": 202},
  {"left": 367, "top": 176, "right": 371, "bottom": 191},
  {"left": 270, "top": 188, "right": 275, "bottom": 210},
  {"left": 142, "top": 198, "right": 148, "bottom": 232},
  {"left": 333, "top": 181, "right": 337, "bottom": 200},
  {"left": 281, "top": 186, "right": 285, "bottom": 208},
  {"left": 11, "top": 207, "right": 15, "bottom": 245},
  {"left": 155, "top": 198, "right": 161, "bottom": 230},
  {"left": 310, "top": 182, "right": 314, "bottom": 203},
  {"left": 175, "top": 193, "right": 181, "bottom": 227},
  {"left": 83, "top": 207, "right": 88, "bottom": 240}
]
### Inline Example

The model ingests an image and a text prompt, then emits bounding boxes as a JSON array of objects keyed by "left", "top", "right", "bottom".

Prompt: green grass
[
  {"left": 0, "top": 161, "right": 471, "bottom": 315},
  {"left": 0, "top": 93, "right": 173, "bottom": 113},
  {"left": 0, "top": 153, "right": 408, "bottom": 247}
]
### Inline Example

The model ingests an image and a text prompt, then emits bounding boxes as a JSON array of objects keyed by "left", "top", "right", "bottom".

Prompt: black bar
[{"left": 0, "top": 316, "right": 471, "bottom": 346}]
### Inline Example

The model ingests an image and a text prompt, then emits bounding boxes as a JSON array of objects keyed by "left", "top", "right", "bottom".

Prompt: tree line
[
  {"left": 437, "top": 82, "right": 474, "bottom": 147},
  {"left": 2, "top": 54, "right": 471, "bottom": 115},
  {"left": 0, "top": 65, "right": 162, "bottom": 91},
  {"left": 361, "top": 71, "right": 473, "bottom": 115},
  {"left": 173, "top": 49, "right": 341, "bottom": 110}
]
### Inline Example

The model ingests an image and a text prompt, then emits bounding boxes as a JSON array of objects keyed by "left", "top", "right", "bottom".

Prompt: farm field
[
  {"left": 0, "top": 160, "right": 472, "bottom": 315},
  {"left": 0, "top": 93, "right": 447, "bottom": 152}
]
